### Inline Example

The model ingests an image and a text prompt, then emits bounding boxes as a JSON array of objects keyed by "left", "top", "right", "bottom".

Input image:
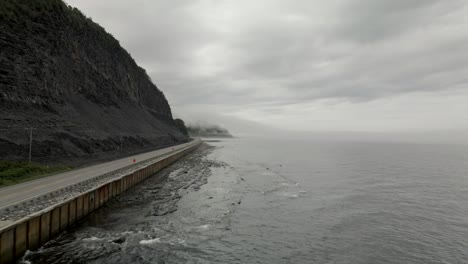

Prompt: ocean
[{"left": 22, "top": 138, "right": 468, "bottom": 263}]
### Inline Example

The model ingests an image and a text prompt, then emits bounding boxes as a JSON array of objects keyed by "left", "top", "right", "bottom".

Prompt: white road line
[{"left": 0, "top": 140, "right": 200, "bottom": 211}]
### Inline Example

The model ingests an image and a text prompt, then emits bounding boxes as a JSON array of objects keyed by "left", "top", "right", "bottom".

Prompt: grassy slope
[{"left": 0, "top": 160, "right": 72, "bottom": 187}]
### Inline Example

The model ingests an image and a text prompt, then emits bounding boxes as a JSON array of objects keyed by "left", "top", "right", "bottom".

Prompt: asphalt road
[{"left": 0, "top": 139, "right": 200, "bottom": 211}]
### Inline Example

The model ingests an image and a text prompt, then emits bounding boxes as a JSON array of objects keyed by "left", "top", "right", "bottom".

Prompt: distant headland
[{"left": 187, "top": 123, "right": 233, "bottom": 138}]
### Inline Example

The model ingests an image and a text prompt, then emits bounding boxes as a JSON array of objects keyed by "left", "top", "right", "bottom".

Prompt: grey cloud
[
  {"left": 66, "top": 0, "right": 468, "bottom": 132},
  {"left": 333, "top": 0, "right": 461, "bottom": 42}
]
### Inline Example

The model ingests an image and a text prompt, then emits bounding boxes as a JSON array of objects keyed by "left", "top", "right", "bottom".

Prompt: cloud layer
[{"left": 66, "top": 0, "right": 468, "bottom": 133}]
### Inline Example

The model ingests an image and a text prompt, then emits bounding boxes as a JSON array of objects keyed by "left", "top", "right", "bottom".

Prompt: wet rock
[
  {"left": 112, "top": 237, "right": 126, "bottom": 244},
  {"left": 1, "top": 144, "right": 220, "bottom": 223}
]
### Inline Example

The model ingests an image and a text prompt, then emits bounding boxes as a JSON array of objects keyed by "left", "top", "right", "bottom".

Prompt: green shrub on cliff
[
  {"left": 0, "top": 0, "right": 63, "bottom": 19},
  {"left": 0, "top": 0, "right": 120, "bottom": 45}
]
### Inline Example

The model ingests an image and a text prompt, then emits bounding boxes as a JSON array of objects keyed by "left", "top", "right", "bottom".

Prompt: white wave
[
  {"left": 280, "top": 192, "right": 299, "bottom": 198},
  {"left": 168, "top": 238, "right": 187, "bottom": 246},
  {"left": 196, "top": 224, "right": 210, "bottom": 230},
  {"left": 82, "top": 236, "right": 101, "bottom": 241},
  {"left": 140, "top": 237, "right": 162, "bottom": 245}
]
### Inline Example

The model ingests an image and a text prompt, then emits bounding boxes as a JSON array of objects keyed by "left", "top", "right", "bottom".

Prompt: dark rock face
[
  {"left": 0, "top": 0, "right": 189, "bottom": 165},
  {"left": 173, "top": 119, "right": 189, "bottom": 137}
]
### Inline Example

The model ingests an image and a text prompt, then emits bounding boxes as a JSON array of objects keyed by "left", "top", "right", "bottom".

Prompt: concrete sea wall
[{"left": 0, "top": 142, "right": 200, "bottom": 263}]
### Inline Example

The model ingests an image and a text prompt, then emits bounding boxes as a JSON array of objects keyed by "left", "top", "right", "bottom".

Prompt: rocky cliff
[{"left": 0, "top": 0, "right": 189, "bottom": 165}]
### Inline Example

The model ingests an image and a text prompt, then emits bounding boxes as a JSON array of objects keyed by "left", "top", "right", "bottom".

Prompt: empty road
[{"left": 0, "top": 139, "right": 201, "bottom": 212}]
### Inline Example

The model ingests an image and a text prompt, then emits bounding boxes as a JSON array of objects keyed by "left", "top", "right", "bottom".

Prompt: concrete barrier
[
  {"left": 0, "top": 228, "right": 14, "bottom": 264},
  {"left": 27, "top": 216, "right": 40, "bottom": 251},
  {"left": 83, "top": 194, "right": 89, "bottom": 216},
  {"left": 60, "top": 204, "right": 68, "bottom": 231},
  {"left": 14, "top": 223, "right": 27, "bottom": 260},
  {"left": 69, "top": 200, "right": 76, "bottom": 227},
  {"left": 50, "top": 208, "right": 60, "bottom": 237},
  {"left": 39, "top": 212, "right": 50, "bottom": 245},
  {"left": 0, "top": 140, "right": 200, "bottom": 263}
]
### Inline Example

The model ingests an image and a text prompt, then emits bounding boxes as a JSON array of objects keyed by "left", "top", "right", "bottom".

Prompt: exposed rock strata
[{"left": 0, "top": 0, "right": 189, "bottom": 164}]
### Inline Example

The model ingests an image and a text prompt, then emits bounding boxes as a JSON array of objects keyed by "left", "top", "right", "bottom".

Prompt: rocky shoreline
[{"left": 0, "top": 144, "right": 217, "bottom": 222}]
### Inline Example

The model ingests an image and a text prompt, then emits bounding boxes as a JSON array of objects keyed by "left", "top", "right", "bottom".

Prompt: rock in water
[{"left": 0, "top": 0, "right": 189, "bottom": 165}]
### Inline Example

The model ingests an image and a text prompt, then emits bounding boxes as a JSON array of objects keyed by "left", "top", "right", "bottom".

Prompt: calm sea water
[{"left": 23, "top": 138, "right": 468, "bottom": 263}]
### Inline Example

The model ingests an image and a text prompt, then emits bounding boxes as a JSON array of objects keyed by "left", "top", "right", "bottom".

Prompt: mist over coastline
[
  {"left": 178, "top": 113, "right": 468, "bottom": 145},
  {"left": 185, "top": 122, "right": 233, "bottom": 138}
]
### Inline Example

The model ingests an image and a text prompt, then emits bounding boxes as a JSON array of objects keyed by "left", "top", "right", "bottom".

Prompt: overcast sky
[{"left": 66, "top": 0, "right": 468, "bottom": 136}]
